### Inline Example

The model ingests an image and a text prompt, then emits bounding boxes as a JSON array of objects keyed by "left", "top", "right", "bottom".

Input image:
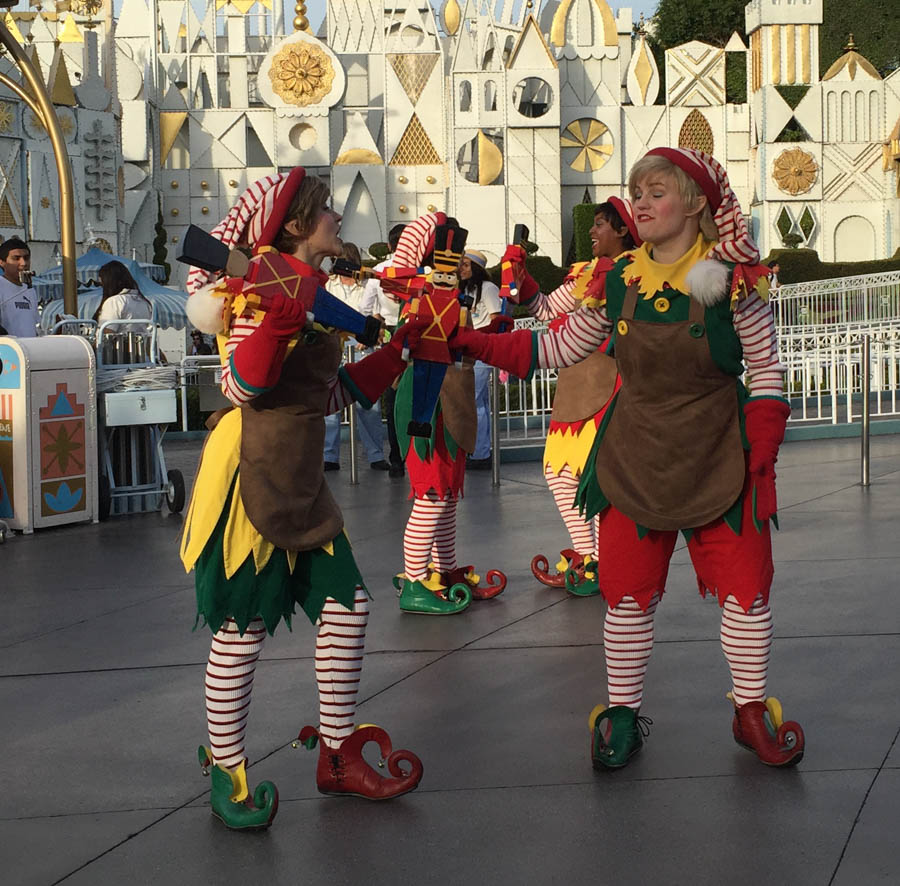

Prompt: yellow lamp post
[{"left": 0, "top": 4, "right": 78, "bottom": 315}]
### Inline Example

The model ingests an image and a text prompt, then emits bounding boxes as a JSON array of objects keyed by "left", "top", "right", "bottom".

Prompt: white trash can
[{"left": 0, "top": 335, "right": 98, "bottom": 535}]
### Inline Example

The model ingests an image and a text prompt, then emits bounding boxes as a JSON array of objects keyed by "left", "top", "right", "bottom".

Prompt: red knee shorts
[{"left": 595, "top": 486, "right": 774, "bottom": 613}]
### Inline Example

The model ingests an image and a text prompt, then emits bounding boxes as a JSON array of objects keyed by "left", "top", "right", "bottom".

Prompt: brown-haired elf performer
[{"left": 180, "top": 167, "right": 424, "bottom": 829}]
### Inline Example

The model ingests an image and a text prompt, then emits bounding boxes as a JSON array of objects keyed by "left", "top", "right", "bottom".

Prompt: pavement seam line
[{"left": 827, "top": 724, "right": 900, "bottom": 885}]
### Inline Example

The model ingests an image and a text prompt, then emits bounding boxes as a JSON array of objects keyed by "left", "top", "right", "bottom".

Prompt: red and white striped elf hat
[
  {"left": 391, "top": 210, "right": 448, "bottom": 270},
  {"left": 606, "top": 195, "right": 642, "bottom": 247},
  {"left": 185, "top": 167, "right": 307, "bottom": 296},
  {"left": 645, "top": 147, "right": 758, "bottom": 266}
]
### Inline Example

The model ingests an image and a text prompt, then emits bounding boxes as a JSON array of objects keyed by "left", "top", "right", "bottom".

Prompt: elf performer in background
[
  {"left": 180, "top": 167, "right": 424, "bottom": 830},
  {"left": 451, "top": 148, "right": 805, "bottom": 771},
  {"left": 503, "top": 198, "right": 639, "bottom": 595},
  {"left": 390, "top": 212, "right": 508, "bottom": 615}
]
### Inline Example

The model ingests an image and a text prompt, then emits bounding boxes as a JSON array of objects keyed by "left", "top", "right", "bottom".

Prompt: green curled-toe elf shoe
[
  {"left": 589, "top": 705, "right": 653, "bottom": 770},
  {"left": 393, "top": 573, "right": 471, "bottom": 615},
  {"left": 565, "top": 558, "right": 601, "bottom": 597},
  {"left": 199, "top": 746, "right": 279, "bottom": 830}
]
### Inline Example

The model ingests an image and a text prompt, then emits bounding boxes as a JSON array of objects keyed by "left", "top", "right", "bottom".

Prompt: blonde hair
[
  {"left": 272, "top": 175, "right": 332, "bottom": 253},
  {"left": 628, "top": 154, "right": 718, "bottom": 242}
]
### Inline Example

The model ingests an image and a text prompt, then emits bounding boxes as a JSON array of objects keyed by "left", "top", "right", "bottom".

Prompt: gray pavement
[{"left": 1, "top": 435, "right": 898, "bottom": 886}]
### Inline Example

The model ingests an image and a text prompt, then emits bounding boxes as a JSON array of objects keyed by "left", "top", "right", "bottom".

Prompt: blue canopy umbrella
[{"left": 35, "top": 249, "right": 188, "bottom": 330}]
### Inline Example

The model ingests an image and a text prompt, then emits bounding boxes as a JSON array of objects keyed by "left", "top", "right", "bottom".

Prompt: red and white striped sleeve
[
  {"left": 734, "top": 292, "right": 786, "bottom": 398},
  {"left": 325, "top": 372, "right": 354, "bottom": 415},
  {"left": 535, "top": 304, "right": 612, "bottom": 368},
  {"left": 220, "top": 313, "right": 262, "bottom": 405},
  {"left": 523, "top": 277, "right": 579, "bottom": 323}
]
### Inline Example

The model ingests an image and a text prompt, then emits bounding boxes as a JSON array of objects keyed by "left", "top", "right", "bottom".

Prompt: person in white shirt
[
  {"left": 457, "top": 249, "right": 503, "bottom": 469},
  {"left": 359, "top": 223, "right": 407, "bottom": 476},
  {"left": 323, "top": 242, "right": 390, "bottom": 472},
  {"left": 0, "top": 237, "right": 38, "bottom": 337},
  {"left": 93, "top": 261, "right": 152, "bottom": 332}
]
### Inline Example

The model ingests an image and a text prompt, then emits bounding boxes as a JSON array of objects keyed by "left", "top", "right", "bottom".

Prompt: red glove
[
  {"left": 743, "top": 398, "right": 791, "bottom": 523},
  {"left": 230, "top": 293, "right": 307, "bottom": 392},
  {"left": 449, "top": 326, "right": 535, "bottom": 380},
  {"left": 340, "top": 317, "right": 430, "bottom": 406},
  {"left": 500, "top": 244, "right": 539, "bottom": 304}
]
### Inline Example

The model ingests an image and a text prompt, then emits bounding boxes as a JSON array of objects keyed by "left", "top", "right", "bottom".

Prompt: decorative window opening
[
  {"left": 513, "top": 77, "right": 553, "bottom": 118},
  {"left": 484, "top": 79, "right": 497, "bottom": 112},
  {"left": 459, "top": 80, "right": 472, "bottom": 112}
]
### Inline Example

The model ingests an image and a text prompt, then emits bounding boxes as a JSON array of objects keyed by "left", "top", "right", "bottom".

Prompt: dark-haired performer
[{"left": 508, "top": 200, "right": 640, "bottom": 594}]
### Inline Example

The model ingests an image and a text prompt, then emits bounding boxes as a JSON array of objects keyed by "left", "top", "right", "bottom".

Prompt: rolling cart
[{"left": 94, "top": 318, "right": 184, "bottom": 518}]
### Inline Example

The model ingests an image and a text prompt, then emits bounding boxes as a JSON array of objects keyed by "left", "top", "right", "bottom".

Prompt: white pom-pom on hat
[
  {"left": 185, "top": 281, "right": 227, "bottom": 334},
  {"left": 685, "top": 259, "right": 730, "bottom": 307}
]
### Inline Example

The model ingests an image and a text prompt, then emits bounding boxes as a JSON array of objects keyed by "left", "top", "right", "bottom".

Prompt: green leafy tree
[
  {"left": 152, "top": 196, "right": 171, "bottom": 283},
  {"left": 651, "top": 0, "right": 747, "bottom": 50},
  {"left": 647, "top": 0, "right": 748, "bottom": 105},
  {"left": 819, "top": 1, "right": 898, "bottom": 77}
]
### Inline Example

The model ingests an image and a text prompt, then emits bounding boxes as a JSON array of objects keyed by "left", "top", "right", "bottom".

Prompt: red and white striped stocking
[
  {"left": 604, "top": 593, "right": 660, "bottom": 709},
  {"left": 403, "top": 494, "right": 452, "bottom": 580},
  {"left": 720, "top": 594, "right": 772, "bottom": 705},
  {"left": 430, "top": 498, "right": 458, "bottom": 573},
  {"left": 206, "top": 617, "right": 266, "bottom": 769},
  {"left": 316, "top": 588, "right": 369, "bottom": 748},
  {"left": 545, "top": 464, "right": 594, "bottom": 558}
]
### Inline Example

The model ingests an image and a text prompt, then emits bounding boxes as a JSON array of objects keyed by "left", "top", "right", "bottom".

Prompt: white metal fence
[
  {"left": 176, "top": 272, "right": 900, "bottom": 438},
  {"left": 771, "top": 270, "right": 900, "bottom": 328}
]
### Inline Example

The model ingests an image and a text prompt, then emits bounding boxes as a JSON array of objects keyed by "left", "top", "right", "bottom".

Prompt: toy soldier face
[{"left": 431, "top": 270, "right": 457, "bottom": 289}]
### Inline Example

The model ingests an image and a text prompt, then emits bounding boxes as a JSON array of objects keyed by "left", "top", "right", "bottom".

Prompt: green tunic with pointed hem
[{"left": 194, "top": 479, "right": 364, "bottom": 636}]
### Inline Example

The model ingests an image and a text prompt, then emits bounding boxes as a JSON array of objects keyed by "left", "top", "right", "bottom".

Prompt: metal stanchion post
[
  {"left": 347, "top": 345, "right": 359, "bottom": 485},
  {"left": 861, "top": 335, "right": 870, "bottom": 487},
  {"left": 490, "top": 366, "right": 501, "bottom": 487}
]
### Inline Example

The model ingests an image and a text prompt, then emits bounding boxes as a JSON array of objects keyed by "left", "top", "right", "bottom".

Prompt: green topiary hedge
[
  {"left": 572, "top": 203, "right": 598, "bottom": 262},
  {"left": 764, "top": 248, "right": 900, "bottom": 284}
]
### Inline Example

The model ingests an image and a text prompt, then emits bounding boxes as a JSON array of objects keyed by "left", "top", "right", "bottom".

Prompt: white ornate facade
[{"left": 0, "top": 0, "right": 897, "bottom": 283}]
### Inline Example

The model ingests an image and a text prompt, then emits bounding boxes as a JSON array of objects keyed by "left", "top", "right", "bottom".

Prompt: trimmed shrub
[{"left": 764, "top": 248, "right": 900, "bottom": 284}]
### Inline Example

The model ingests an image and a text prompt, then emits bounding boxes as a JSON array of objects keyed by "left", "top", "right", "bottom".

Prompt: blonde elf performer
[
  {"left": 180, "top": 167, "right": 424, "bottom": 830},
  {"left": 451, "top": 149, "right": 805, "bottom": 771},
  {"left": 504, "top": 199, "right": 640, "bottom": 595}
]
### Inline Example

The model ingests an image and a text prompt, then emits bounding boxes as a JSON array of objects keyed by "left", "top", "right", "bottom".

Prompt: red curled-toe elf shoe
[
  {"left": 531, "top": 549, "right": 585, "bottom": 588},
  {"left": 295, "top": 725, "right": 424, "bottom": 799},
  {"left": 731, "top": 696, "right": 805, "bottom": 767},
  {"left": 440, "top": 565, "right": 507, "bottom": 600}
]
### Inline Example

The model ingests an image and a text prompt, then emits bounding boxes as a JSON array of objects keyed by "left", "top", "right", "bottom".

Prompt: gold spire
[{"left": 293, "top": 1, "right": 309, "bottom": 32}]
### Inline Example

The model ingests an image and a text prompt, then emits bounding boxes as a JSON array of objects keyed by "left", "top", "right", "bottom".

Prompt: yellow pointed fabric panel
[
  {"left": 222, "top": 473, "right": 255, "bottom": 580},
  {"left": 252, "top": 534, "right": 276, "bottom": 574},
  {"left": 180, "top": 409, "right": 242, "bottom": 571}
]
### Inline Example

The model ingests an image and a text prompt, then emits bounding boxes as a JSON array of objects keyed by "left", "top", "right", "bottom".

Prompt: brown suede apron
[
  {"left": 550, "top": 348, "right": 618, "bottom": 423},
  {"left": 239, "top": 333, "right": 344, "bottom": 551},
  {"left": 595, "top": 285, "right": 745, "bottom": 531},
  {"left": 439, "top": 361, "right": 476, "bottom": 453}
]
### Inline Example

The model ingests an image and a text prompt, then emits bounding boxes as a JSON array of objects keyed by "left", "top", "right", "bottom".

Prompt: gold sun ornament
[
  {"left": 773, "top": 148, "right": 818, "bottom": 196},
  {"left": 560, "top": 118, "right": 614, "bottom": 172},
  {"left": 269, "top": 43, "right": 335, "bottom": 107},
  {"left": 0, "top": 102, "right": 12, "bottom": 133}
]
